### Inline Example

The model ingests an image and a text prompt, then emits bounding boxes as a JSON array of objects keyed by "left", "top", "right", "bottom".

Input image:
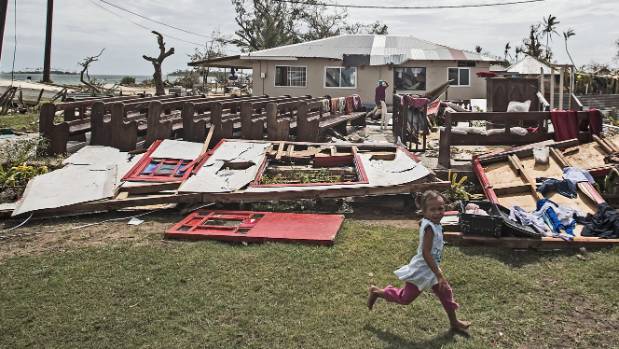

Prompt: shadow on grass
[
  {"left": 365, "top": 324, "right": 466, "bottom": 349},
  {"left": 453, "top": 244, "right": 594, "bottom": 268}
]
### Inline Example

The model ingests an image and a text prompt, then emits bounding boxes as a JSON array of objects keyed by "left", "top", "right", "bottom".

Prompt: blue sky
[{"left": 1, "top": 0, "right": 618, "bottom": 75}]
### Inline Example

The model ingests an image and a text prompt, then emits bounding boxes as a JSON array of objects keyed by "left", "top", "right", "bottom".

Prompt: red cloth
[
  {"left": 344, "top": 96, "right": 354, "bottom": 114},
  {"left": 550, "top": 110, "right": 579, "bottom": 141},
  {"left": 426, "top": 99, "right": 441, "bottom": 116},
  {"left": 588, "top": 108, "right": 603, "bottom": 136}
]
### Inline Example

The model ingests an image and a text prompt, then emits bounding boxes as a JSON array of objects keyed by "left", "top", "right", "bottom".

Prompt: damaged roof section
[
  {"left": 11, "top": 139, "right": 445, "bottom": 217},
  {"left": 179, "top": 141, "right": 270, "bottom": 193},
  {"left": 12, "top": 146, "right": 141, "bottom": 216}
]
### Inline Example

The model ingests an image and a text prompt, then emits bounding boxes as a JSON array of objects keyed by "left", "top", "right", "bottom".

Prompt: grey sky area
[{"left": 1, "top": 0, "right": 618, "bottom": 75}]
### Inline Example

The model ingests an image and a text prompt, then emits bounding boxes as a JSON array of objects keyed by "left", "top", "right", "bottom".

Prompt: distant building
[{"left": 189, "top": 35, "right": 500, "bottom": 104}]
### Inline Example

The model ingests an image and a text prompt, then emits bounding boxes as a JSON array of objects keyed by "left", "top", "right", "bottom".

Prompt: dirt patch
[{"left": 0, "top": 211, "right": 180, "bottom": 261}]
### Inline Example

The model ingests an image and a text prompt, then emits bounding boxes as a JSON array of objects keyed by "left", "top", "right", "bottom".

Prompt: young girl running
[{"left": 367, "top": 190, "right": 470, "bottom": 333}]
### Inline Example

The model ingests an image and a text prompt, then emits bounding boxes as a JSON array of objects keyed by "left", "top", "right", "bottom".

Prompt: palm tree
[
  {"left": 563, "top": 28, "right": 576, "bottom": 67},
  {"left": 504, "top": 42, "right": 512, "bottom": 62},
  {"left": 542, "top": 14, "right": 560, "bottom": 61}
]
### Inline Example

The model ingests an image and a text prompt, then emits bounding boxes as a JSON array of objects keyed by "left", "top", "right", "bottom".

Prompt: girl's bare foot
[
  {"left": 367, "top": 286, "right": 380, "bottom": 310},
  {"left": 451, "top": 320, "right": 471, "bottom": 333}
]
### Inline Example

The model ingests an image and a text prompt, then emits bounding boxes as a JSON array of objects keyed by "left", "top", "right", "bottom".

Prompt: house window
[
  {"left": 325, "top": 67, "right": 357, "bottom": 88},
  {"left": 448, "top": 67, "right": 470, "bottom": 86},
  {"left": 275, "top": 66, "right": 307, "bottom": 87},
  {"left": 394, "top": 67, "right": 426, "bottom": 90}
]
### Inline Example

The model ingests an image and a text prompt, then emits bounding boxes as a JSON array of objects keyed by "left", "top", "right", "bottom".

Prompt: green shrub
[{"left": 119, "top": 76, "right": 136, "bottom": 85}]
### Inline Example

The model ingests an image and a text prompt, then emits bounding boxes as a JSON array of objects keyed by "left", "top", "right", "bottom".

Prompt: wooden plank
[
  {"left": 508, "top": 154, "right": 543, "bottom": 200},
  {"left": 123, "top": 182, "right": 181, "bottom": 195},
  {"left": 593, "top": 135, "right": 614, "bottom": 154},
  {"left": 444, "top": 231, "right": 619, "bottom": 248},
  {"left": 201, "top": 180, "right": 451, "bottom": 203},
  {"left": 287, "top": 144, "right": 295, "bottom": 158},
  {"left": 275, "top": 141, "right": 285, "bottom": 160},
  {"left": 201, "top": 126, "right": 215, "bottom": 153}
]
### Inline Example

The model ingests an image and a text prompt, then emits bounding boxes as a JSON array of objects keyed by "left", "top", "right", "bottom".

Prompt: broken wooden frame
[
  {"left": 473, "top": 139, "right": 606, "bottom": 237},
  {"left": 438, "top": 110, "right": 599, "bottom": 168},
  {"left": 166, "top": 210, "right": 344, "bottom": 245}
]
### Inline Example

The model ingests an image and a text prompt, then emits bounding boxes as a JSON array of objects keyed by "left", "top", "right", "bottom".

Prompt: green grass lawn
[
  {"left": 1, "top": 221, "right": 617, "bottom": 348},
  {"left": 0, "top": 112, "right": 39, "bottom": 132}
]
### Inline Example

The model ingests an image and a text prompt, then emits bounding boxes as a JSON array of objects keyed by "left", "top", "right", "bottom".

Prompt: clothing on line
[
  {"left": 382, "top": 281, "right": 459, "bottom": 312},
  {"left": 550, "top": 110, "right": 579, "bottom": 141}
]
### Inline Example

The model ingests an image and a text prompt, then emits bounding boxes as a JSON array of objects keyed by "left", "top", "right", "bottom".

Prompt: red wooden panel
[
  {"left": 122, "top": 140, "right": 210, "bottom": 183},
  {"left": 166, "top": 210, "right": 344, "bottom": 245}
]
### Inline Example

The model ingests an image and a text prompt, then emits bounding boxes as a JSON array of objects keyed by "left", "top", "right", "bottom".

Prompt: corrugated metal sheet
[
  {"left": 242, "top": 35, "right": 496, "bottom": 65},
  {"left": 506, "top": 55, "right": 558, "bottom": 75}
]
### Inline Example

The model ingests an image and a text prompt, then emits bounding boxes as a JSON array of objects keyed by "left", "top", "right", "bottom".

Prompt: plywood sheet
[
  {"left": 563, "top": 142, "right": 608, "bottom": 170},
  {"left": 483, "top": 162, "right": 524, "bottom": 188}
]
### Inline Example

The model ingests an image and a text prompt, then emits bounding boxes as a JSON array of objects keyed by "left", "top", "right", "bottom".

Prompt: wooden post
[
  {"left": 42, "top": 0, "right": 54, "bottom": 83},
  {"left": 539, "top": 67, "right": 545, "bottom": 110},
  {"left": 558, "top": 67, "right": 564, "bottom": 110},
  {"left": 549, "top": 67, "right": 555, "bottom": 110},
  {"left": 569, "top": 66, "right": 575, "bottom": 110}
]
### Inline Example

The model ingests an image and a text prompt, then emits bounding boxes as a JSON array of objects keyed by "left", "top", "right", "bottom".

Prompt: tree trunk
[{"left": 152, "top": 62, "right": 164, "bottom": 96}]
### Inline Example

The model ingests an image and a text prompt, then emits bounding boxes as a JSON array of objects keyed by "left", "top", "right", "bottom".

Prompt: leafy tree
[
  {"left": 230, "top": 0, "right": 305, "bottom": 51},
  {"left": 562, "top": 28, "right": 576, "bottom": 67},
  {"left": 230, "top": 0, "right": 388, "bottom": 51},
  {"left": 475, "top": 45, "right": 483, "bottom": 54},
  {"left": 542, "top": 14, "right": 560, "bottom": 61},
  {"left": 522, "top": 24, "right": 545, "bottom": 60}
]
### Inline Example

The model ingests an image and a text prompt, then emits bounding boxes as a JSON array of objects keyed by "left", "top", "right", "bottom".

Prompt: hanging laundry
[
  {"left": 536, "top": 177, "right": 578, "bottom": 198},
  {"left": 426, "top": 99, "right": 441, "bottom": 117},
  {"left": 563, "top": 167, "right": 595, "bottom": 184},
  {"left": 344, "top": 96, "right": 354, "bottom": 114},
  {"left": 320, "top": 99, "right": 330, "bottom": 113},
  {"left": 575, "top": 203, "right": 619, "bottom": 239},
  {"left": 406, "top": 96, "right": 430, "bottom": 109},
  {"left": 351, "top": 94, "right": 362, "bottom": 111},
  {"left": 550, "top": 110, "right": 579, "bottom": 141},
  {"left": 508, "top": 206, "right": 550, "bottom": 234},
  {"left": 588, "top": 108, "right": 603, "bottom": 136},
  {"left": 330, "top": 98, "right": 338, "bottom": 114},
  {"left": 536, "top": 199, "right": 578, "bottom": 238}
]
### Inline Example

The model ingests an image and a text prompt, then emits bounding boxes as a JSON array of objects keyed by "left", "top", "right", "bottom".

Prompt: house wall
[{"left": 250, "top": 58, "right": 491, "bottom": 105}]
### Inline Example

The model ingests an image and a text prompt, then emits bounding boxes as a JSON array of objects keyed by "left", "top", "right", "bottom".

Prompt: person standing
[{"left": 372, "top": 80, "right": 389, "bottom": 119}]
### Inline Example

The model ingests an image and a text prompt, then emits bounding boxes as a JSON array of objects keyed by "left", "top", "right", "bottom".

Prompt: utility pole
[
  {"left": 0, "top": 0, "right": 8, "bottom": 62},
  {"left": 42, "top": 0, "right": 53, "bottom": 83}
]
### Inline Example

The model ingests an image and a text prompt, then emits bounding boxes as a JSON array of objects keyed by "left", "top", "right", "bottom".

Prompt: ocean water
[{"left": 0, "top": 73, "right": 174, "bottom": 85}]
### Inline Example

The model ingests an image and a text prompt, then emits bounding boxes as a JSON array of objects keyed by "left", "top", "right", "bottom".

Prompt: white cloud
[{"left": 1, "top": 0, "right": 617, "bottom": 75}]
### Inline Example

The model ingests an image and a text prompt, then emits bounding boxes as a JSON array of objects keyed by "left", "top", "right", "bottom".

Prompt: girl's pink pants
[{"left": 382, "top": 282, "right": 459, "bottom": 312}]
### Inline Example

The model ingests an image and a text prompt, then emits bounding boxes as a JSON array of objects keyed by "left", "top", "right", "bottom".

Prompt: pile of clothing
[
  {"left": 508, "top": 166, "right": 619, "bottom": 240},
  {"left": 509, "top": 199, "right": 581, "bottom": 240}
]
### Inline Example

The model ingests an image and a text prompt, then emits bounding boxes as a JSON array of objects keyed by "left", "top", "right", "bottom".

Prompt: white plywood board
[
  {"left": 12, "top": 165, "right": 117, "bottom": 216},
  {"left": 150, "top": 139, "right": 203, "bottom": 160},
  {"left": 178, "top": 141, "right": 270, "bottom": 193}
]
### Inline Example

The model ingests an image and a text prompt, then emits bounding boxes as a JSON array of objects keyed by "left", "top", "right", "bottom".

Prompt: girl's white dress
[{"left": 394, "top": 218, "right": 444, "bottom": 290}]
